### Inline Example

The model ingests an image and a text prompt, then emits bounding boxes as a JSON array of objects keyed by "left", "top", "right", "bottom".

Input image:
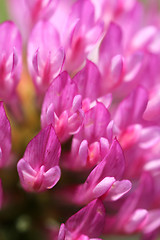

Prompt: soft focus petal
[{"left": 0, "top": 102, "right": 12, "bottom": 168}]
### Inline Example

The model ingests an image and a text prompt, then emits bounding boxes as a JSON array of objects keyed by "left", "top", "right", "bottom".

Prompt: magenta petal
[
  {"left": 23, "top": 125, "right": 61, "bottom": 169},
  {"left": 41, "top": 72, "right": 77, "bottom": 119},
  {"left": 43, "top": 166, "right": 61, "bottom": 189},
  {"left": 131, "top": 26, "right": 157, "bottom": 50},
  {"left": 77, "top": 140, "right": 88, "bottom": 167},
  {"left": 17, "top": 159, "right": 37, "bottom": 192},
  {"left": 101, "top": 138, "right": 126, "bottom": 179},
  {"left": 114, "top": 86, "right": 148, "bottom": 130},
  {"left": 73, "top": 60, "right": 102, "bottom": 101},
  {"left": 99, "top": 137, "right": 109, "bottom": 159},
  {"left": 58, "top": 224, "right": 66, "bottom": 240},
  {"left": 17, "top": 125, "right": 61, "bottom": 192},
  {"left": 66, "top": 199, "right": 105, "bottom": 238},
  {"left": 143, "top": 210, "right": 160, "bottom": 234},
  {"left": 0, "top": 21, "right": 22, "bottom": 100},
  {"left": 109, "top": 54, "right": 123, "bottom": 87},
  {"left": 99, "top": 22, "right": 122, "bottom": 67},
  {"left": 83, "top": 139, "right": 125, "bottom": 190},
  {"left": 104, "top": 179, "right": 132, "bottom": 201},
  {"left": 0, "top": 102, "right": 12, "bottom": 168},
  {"left": 93, "top": 177, "right": 115, "bottom": 198},
  {"left": 124, "top": 52, "right": 143, "bottom": 82},
  {"left": 28, "top": 20, "right": 64, "bottom": 94},
  {"left": 124, "top": 209, "right": 148, "bottom": 233},
  {"left": 69, "top": 0, "right": 95, "bottom": 30},
  {"left": 76, "top": 102, "right": 110, "bottom": 143},
  {"left": 73, "top": 139, "right": 126, "bottom": 203},
  {"left": 85, "top": 21, "right": 104, "bottom": 47}
]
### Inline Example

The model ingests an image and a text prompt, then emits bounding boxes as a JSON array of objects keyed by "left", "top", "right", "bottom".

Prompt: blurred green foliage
[{"left": 0, "top": 0, "right": 8, "bottom": 23}]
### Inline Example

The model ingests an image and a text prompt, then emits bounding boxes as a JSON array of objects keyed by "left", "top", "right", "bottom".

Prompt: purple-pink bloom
[
  {"left": 114, "top": 85, "right": 148, "bottom": 125},
  {"left": 104, "top": 173, "right": 153, "bottom": 235},
  {"left": 17, "top": 125, "right": 61, "bottom": 192},
  {"left": 62, "top": 0, "right": 103, "bottom": 73},
  {"left": 73, "top": 60, "right": 102, "bottom": 106},
  {"left": 28, "top": 20, "right": 65, "bottom": 96},
  {"left": 41, "top": 71, "right": 84, "bottom": 142},
  {"left": 7, "top": 0, "right": 58, "bottom": 41},
  {"left": 62, "top": 102, "right": 112, "bottom": 170},
  {"left": 0, "top": 102, "right": 12, "bottom": 168},
  {"left": 99, "top": 22, "right": 144, "bottom": 96},
  {"left": 60, "top": 139, "right": 131, "bottom": 205},
  {"left": 0, "top": 21, "right": 22, "bottom": 103},
  {"left": 58, "top": 199, "right": 105, "bottom": 240}
]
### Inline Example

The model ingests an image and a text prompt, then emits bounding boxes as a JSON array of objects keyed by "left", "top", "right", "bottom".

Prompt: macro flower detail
[
  {"left": 7, "top": 0, "right": 58, "bottom": 41},
  {"left": 62, "top": 0, "right": 104, "bottom": 73},
  {"left": 0, "top": 101, "right": 11, "bottom": 168},
  {"left": 17, "top": 125, "right": 61, "bottom": 192},
  {"left": 41, "top": 71, "right": 84, "bottom": 142},
  {"left": 60, "top": 139, "right": 131, "bottom": 205},
  {"left": 28, "top": 20, "right": 65, "bottom": 96},
  {"left": 0, "top": 0, "right": 160, "bottom": 239},
  {"left": 0, "top": 21, "right": 22, "bottom": 104},
  {"left": 62, "top": 102, "right": 112, "bottom": 170},
  {"left": 73, "top": 60, "right": 102, "bottom": 108},
  {"left": 58, "top": 199, "right": 106, "bottom": 240}
]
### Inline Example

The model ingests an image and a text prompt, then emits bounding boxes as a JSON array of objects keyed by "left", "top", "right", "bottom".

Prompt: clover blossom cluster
[{"left": 0, "top": 0, "right": 160, "bottom": 239}]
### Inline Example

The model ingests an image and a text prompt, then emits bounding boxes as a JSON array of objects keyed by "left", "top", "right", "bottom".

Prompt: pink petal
[
  {"left": 99, "top": 22, "right": 122, "bottom": 67},
  {"left": 73, "top": 60, "right": 102, "bottom": 101},
  {"left": 104, "top": 179, "right": 132, "bottom": 201},
  {"left": 93, "top": 177, "right": 116, "bottom": 198},
  {"left": 28, "top": 20, "right": 64, "bottom": 94},
  {"left": 0, "top": 102, "right": 12, "bottom": 168},
  {"left": 109, "top": 54, "right": 123, "bottom": 88},
  {"left": 131, "top": 26, "right": 157, "bottom": 50},
  {"left": 19, "top": 125, "right": 61, "bottom": 170},
  {"left": 124, "top": 209, "right": 148, "bottom": 233},
  {"left": 124, "top": 52, "right": 143, "bottom": 82},
  {"left": 114, "top": 86, "right": 148, "bottom": 130},
  {"left": 41, "top": 71, "right": 77, "bottom": 118},
  {"left": 43, "top": 166, "right": 61, "bottom": 189},
  {"left": 143, "top": 210, "right": 160, "bottom": 234},
  {"left": 77, "top": 102, "right": 110, "bottom": 143},
  {"left": 66, "top": 199, "right": 105, "bottom": 238}
]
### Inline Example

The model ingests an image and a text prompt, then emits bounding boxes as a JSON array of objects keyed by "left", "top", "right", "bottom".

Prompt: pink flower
[
  {"left": 7, "top": 0, "right": 58, "bottom": 41},
  {"left": 0, "top": 21, "right": 22, "bottom": 103},
  {"left": 17, "top": 125, "right": 61, "bottom": 192},
  {"left": 92, "top": 0, "right": 137, "bottom": 27},
  {"left": 28, "top": 20, "right": 64, "bottom": 96},
  {"left": 99, "top": 22, "right": 144, "bottom": 95},
  {"left": 62, "top": 102, "right": 112, "bottom": 170},
  {"left": 60, "top": 139, "right": 131, "bottom": 205},
  {"left": 0, "top": 102, "right": 12, "bottom": 168},
  {"left": 73, "top": 60, "right": 102, "bottom": 104},
  {"left": 114, "top": 86, "right": 148, "bottom": 135},
  {"left": 104, "top": 173, "right": 152, "bottom": 234},
  {"left": 73, "top": 60, "right": 112, "bottom": 112},
  {"left": 58, "top": 199, "right": 106, "bottom": 240},
  {"left": 41, "top": 71, "right": 84, "bottom": 142},
  {"left": 62, "top": 0, "right": 103, "bottom": 73}
]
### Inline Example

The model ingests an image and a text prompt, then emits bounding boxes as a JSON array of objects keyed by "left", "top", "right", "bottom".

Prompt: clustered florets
[{"left": 0, "top": 0, "right": 160, "bottom": 239}]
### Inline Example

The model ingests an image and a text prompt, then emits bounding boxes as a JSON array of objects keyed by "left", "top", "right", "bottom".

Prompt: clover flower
[{"left": 0, "top": 0, "right": 160, "bottom": 239}]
